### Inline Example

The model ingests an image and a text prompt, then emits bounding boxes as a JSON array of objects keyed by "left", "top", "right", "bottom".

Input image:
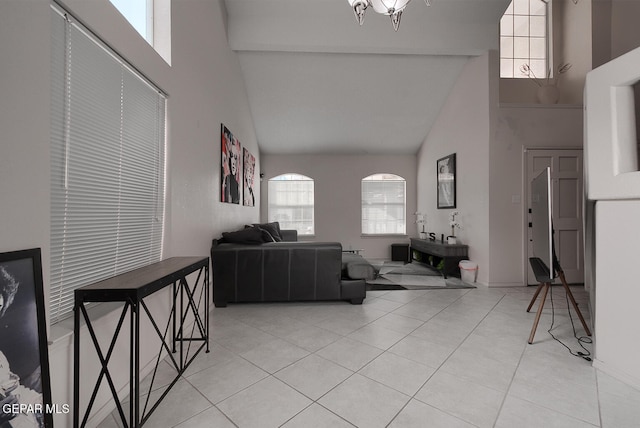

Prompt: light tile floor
[{"left": 98, "top": 284, "right": 640, "bottom": 428}]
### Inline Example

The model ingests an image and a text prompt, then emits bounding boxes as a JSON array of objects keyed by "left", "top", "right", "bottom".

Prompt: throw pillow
[
  {"left": 252, "top": 222, "right": 282, "bottom": 242},
  {"left": 243, "top": 224, "right": 278, "bottom": 243},
  {"left": 259, "top": 227, "right": 277, "bottom": 242}
]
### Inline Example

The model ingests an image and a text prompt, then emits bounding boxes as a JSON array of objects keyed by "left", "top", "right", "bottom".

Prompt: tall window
[
  {"left": 362, "top": 174, "right": 406, "bottom": 235},
  {"left": 500, "top": 0, "right": 548, "bottom": 78},
  {"left": 268, "top": 174, "right": 314, "bottom": 235},
  {"left": 50, "top": 6, "right": 166, "bottom": 323},
  {"left": 109, "top": 0, "right": 153, "bottom": 43}
]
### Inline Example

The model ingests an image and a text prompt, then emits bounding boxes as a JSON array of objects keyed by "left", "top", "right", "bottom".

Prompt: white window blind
[
  {"left": 362, "top": 174, "right": 406, "bottom": 235},
  {"left": 268, "top": 174, "right": 314, "bottom": 235},
  {"left": 50, "top": 6, "right": 166, "bottom": 323}
]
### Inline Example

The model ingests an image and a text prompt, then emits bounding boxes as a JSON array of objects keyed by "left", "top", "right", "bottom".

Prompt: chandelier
[{"left": 347, "top": 0, "right": 431, "bottom": 31}]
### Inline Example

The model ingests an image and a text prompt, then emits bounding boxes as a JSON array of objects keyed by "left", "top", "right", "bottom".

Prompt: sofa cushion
[
  {"left": 342, "top": 253, "right": 377, "bottom": 280},
  {"left": 279, "top": 229, "right": 298, "bottom": 242},
  {"left": 222, "top": 227, "right": 270, "bottom": 244}
]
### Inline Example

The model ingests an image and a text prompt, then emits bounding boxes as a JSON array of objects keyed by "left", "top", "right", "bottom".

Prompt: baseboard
[
  {"left": 467, "top": 280, "right": 488, "bottom": 288},
  {"left": 485, "top": 281, "right": 526, "bottom": 288},
  {"left": 593, "top": 359, "right": 640, "bottom": 392}
]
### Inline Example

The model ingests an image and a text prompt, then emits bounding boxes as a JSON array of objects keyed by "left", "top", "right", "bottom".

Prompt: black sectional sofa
[{"left": 210, "top": 224, "right": 367, "bottom": 307}]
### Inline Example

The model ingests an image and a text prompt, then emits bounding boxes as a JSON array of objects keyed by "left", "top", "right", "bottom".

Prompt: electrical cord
[{"left": 547, "top": 285, "right": 593, "bottom": 361}]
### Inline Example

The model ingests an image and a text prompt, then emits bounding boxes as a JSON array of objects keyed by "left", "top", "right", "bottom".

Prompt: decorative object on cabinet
[
  {"left": 449, "top": 210, "right": 462, "bottom": 243},
  {"left": 415, "top": 212, "right": 427, "bottom": 239}
]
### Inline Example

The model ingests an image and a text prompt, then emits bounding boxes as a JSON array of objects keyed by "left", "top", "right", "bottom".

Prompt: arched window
[
  {"left": 362, "top": 173, "right": 406, "bottom": 235},
  {"left": 268, "top": 174, "right": 315, "bottom": 235}
]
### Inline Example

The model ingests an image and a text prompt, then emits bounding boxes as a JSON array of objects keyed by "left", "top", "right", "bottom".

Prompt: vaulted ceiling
[{"left": 223, "top": 0, "right": 511, "bottom": 154}]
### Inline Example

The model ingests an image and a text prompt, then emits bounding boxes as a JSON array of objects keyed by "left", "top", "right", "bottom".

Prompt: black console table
[
  {"left": 74, "top": 257, "right": 210, "bottom": 428},
  {"left": 410, "top": 238, "right": 468, "bottom": 278}
]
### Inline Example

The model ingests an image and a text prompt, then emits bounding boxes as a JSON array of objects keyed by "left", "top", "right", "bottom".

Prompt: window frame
[
  {"left": 267, "top": 174, "right": 315, "bottom": 236},
  {"left": 500, "top": 0, "right": 550, "bottom": 80},
  {"left": 361, "top": 173, "right": 407, "bottom": 236}
]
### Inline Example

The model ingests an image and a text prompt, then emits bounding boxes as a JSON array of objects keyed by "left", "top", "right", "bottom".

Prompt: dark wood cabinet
[{"left": 410, "top": 238, "right": 468, "bottom": 278}]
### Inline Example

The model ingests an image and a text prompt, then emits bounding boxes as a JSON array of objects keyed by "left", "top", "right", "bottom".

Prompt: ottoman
[{"left": 341, "top": 253, "right": 377, "bottom": 281}]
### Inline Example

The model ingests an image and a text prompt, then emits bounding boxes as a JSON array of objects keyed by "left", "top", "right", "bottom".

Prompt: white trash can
[{"left": 459, "top": 260, "right": 478, "bottom": 284}]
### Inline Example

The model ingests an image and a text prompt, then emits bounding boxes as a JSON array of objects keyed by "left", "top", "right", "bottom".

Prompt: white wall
[
  {"left": 260, "top": 154, "right": 417, "bottom": 259},
  {"left": 417, "top": 49, "right": 584, "bottom": 288},
  {"left": 584, "top": 45, "right": 640, "bottom": 389},
  {"left": 591, "top": 0, "right": 612, "bottom": 69},
  {"left": 611, "top": 0, "right": 640, "bottom": 60},
  {"left": 491, "top": 105, "right": 583, "bottom": 286},
  {"left": 166, "top": 0, "right": 261, "bottom": 256},
  {"left": 0, "top": 0, "right": 259, "bottom": 426},
  {"left": 592, "top": 0, "right": 640, "bottom": 67},
  {"left": 593, "top": 201, "right": 640, "bottom": 389},
  {"left": 0, "top": 1, "right": 51, "bottom": 282},
  {"left": 557, "top": 0, "right": 593, "bottom": 105},
  {"left": 416, "top": 53, "right": 492, "bottom": 285}
]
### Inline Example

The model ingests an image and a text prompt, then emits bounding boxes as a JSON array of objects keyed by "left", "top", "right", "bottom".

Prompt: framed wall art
[
  {"left": 243, "top": 148, "right": 256, "bottom": 207},
  {"left": 0, "top": 248, "right": 53, "bottom": 427},
  {"left": 437, "top": 153, "right": 456, "bottom": 209},
  {"left": 221, "top": 124, "right": 242, "bottom": 204}
]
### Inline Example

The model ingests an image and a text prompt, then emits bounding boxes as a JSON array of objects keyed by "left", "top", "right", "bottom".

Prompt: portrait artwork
[
  {"left": 243, "top": 148, "right": 256, "bottom": 207},
  {"left": 0, "top": 248, "right": 52, "bottom": 427},
  {"left": 437, "top": 153, "right": 456, "bottom": 209},
  {"left": 221, "top": 124, "right": 242, "bottom": 204}
]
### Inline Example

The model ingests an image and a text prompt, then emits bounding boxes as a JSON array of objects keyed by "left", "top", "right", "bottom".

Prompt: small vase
[
  {"left": 536, "top": 84, "right": 560, "bottom": 104},
  {"left": 447, "top": 236, "right": 457, "bottom": 245},
  {"left": 419, "top": 232, "right": 427, "bottom": 239}
]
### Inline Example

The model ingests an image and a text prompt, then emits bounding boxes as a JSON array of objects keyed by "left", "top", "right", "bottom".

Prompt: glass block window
[
  {"left": 500, "top": 0, "right": 548, "bottom": 79},
  {"left": 268, "top": 174, "right": 315, "bottom": 235}
]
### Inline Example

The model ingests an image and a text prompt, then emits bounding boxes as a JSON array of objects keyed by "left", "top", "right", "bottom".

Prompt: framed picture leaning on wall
[
  {"left": 437, "top": 153, "right": 456, "bottom": 209},
  {"left": 0, "top": 248, "right": 53, "bottom": 427}
]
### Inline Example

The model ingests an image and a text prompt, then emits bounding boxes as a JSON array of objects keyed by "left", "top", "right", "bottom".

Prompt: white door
[{"left": 526, "top": 149, "right": 584, "bottom": 284}]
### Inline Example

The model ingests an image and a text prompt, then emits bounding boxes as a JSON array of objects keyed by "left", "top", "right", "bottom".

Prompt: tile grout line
[
  {"left": 386, "top": 290, "right": 509, "bottom": 428},
  {"left": 275, "top": 288, "right": 451, "bottom": 427},
  {"left": 490, "top": 294, "right": 528, "bottom": 428},
  {"left": 102, "top": 286, "right": 605, "bottom": 428}
]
